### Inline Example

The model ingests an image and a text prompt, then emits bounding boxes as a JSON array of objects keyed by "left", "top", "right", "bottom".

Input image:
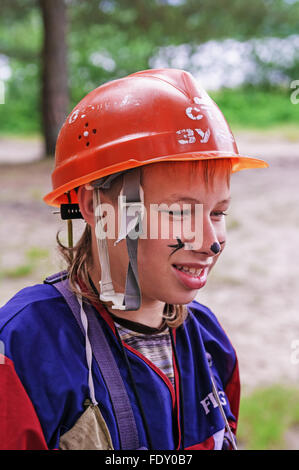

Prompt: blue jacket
[{"left": 0, "top": 281, "right": 240, "bottom": 450}]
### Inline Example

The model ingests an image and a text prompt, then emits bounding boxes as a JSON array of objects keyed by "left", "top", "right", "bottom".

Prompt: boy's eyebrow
[{"left": 163, "top": 194, "right": 232, "bottom": 204}]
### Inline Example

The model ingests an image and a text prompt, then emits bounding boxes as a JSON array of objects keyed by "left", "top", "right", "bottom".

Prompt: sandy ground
[{"left": 0, "top": 132, "right": 299, "bottom": 395}]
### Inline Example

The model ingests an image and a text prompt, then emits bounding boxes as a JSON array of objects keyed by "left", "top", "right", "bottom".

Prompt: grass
[
  {"left": 2, "top": 264, "right": 34, "bottom": 279},
  {"left": 237, "top": 385, "right": 299, "bottom": 450},
  {"left": 0, "top": 247, "right": 50, "bottom": 279}
]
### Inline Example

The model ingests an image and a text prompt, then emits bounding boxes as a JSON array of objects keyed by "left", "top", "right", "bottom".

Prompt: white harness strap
[
  {"left": 92, "top": 168, "right": 144, "bottom": 311},
  {"left": 93, "top": 187, "right": 126, "bottom": 309},
  {"left": 76, "top": 288, "right": 98, "bottom": 406}
]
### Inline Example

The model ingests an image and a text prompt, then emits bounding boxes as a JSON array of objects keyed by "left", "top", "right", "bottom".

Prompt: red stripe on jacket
[
  {"left": 224, "top": 355, "right": 240, "bottom": 432},
  {"left": 0, "top": 354, "right": 48, "bottom": 450}
]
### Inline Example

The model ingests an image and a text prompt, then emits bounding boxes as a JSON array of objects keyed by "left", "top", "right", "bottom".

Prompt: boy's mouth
[
  {"left": 173, "top": 264, "right": 204, "bottom": 277},
  {"left": 172, "top": 263, "right": 210, "bottom": 289}
]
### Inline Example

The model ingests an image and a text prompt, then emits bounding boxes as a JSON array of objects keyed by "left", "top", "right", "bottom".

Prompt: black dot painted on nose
[{"left": 210, "top": 242, "right": 221, "bottom": 254}]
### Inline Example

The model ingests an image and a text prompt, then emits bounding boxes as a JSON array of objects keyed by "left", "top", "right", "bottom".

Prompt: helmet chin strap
[{"left": 92, "top": 168, "right": 143, "bottom": 311}]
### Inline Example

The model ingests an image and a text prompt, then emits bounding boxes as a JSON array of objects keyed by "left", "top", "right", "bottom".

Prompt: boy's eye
[
  {"left": 167, "top": 209, "right": 191, "bottom": 218},
  {"left": 211, "top": 210, "right": 228, "bottom": 218}
]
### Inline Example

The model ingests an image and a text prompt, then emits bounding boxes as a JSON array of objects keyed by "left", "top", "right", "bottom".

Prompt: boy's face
[{"left": 106, "top": 164, "right": 231, "bottom": 307}]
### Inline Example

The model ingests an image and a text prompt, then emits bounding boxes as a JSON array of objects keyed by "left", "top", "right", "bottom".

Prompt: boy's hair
[{"left": 57, "top": 158, "right": 232, "bottom": 328}]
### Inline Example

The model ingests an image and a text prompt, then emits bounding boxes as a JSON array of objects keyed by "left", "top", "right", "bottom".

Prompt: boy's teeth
[{"left": 176, "top": 265, "right": 203, "bottom": 276}]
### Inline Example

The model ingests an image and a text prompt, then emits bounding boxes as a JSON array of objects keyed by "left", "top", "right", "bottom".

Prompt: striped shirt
[{"left": 112, "top": 317, "right": 175, "bottom": 387}]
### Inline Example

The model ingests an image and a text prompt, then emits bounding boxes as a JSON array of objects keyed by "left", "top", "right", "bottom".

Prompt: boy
[{"left": 0, "top": 69, "right": 268, "bottom": 450}]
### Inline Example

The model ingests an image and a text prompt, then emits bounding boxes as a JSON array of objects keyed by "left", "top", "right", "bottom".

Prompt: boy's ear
[{"left": 77, "top": 185, "right": 94, "bottom": 226}]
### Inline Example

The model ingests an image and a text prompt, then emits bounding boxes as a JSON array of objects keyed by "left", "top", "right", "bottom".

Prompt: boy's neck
[
  {"left": 105, "top": 302, "right": 166, "bottom": 329},
  {"left": 88, "top": 265, "right": 165, "bottom": 329}
]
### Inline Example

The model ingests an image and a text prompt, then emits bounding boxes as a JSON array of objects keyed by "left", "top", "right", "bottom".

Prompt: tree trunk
[{"left": 39, "top": 0, "right": 68, "bottom": 157}]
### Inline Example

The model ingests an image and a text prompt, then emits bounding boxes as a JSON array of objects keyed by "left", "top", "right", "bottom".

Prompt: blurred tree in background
[
  {"left": 39, "top": 0, "right": 68, "bottom": 156},
  {"left": 0, "top": 0, "right": 299, "bottom": 156}
]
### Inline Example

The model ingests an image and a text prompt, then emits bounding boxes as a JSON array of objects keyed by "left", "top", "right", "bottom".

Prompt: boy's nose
[
  {"left": 210, "top": 242, "right": 221, "bottom": 254},
  {"left": 191, "top": 240, "right": 221, "bottom": 257},
  {"left": 186, "top": 218, "right": 221, "bottom": 256}
]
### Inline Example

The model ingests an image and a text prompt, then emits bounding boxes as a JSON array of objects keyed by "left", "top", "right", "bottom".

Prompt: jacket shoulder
[
  {"left": 0, "top": 282, "right": 87, "bottom": 449},
  {"left": 0, "top": 283, "right": 64, "bottom": 332}
]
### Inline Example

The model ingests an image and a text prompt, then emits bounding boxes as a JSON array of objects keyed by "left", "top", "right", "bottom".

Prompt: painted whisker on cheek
[{"left": 168, "top": 237, "right": 185, "bottom": 256}]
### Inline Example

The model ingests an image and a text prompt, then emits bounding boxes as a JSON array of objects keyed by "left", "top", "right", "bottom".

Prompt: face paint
[
  {"left": 168, "top": 239, "right": 225, "bottom": 256},
  {"left": 210, "top": 242, "right": 221, "bottom": 254},
  {"left": 168, "top": 237, "right": 185, "bottom": 256}
]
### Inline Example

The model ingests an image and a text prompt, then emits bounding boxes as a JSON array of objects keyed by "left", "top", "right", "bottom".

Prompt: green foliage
[
  {"left": 211, "top": 86, "right": 299, "bottom": 129},
  {"left": 1, "top": 0, "right": 299, "bottom": 136},
  {"left": 68, "top": 0, "right": 299, "bottom": 43},
  {"left": 0, "top": 61, "right": 41, "bottom": 135},
  {"left": 68, "top": 22, "right": 157, "bottom": 106},
  {"left": 0, "top": 8, "right": 41, "bottom": 135},
  {"left": 0, "top": 4, "right": 40, "bottom": 75},
  {"left": 238, "top": 385, "right": 299, "bottom": 450}
]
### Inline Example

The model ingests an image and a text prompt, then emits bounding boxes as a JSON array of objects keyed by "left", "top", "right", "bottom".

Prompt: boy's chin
[{"left": 159, "top": 290, "right": 199, "bottom": 306}]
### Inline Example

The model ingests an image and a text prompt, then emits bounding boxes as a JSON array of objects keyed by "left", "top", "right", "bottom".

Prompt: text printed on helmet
[
  {"left": 176, "top": 128, "right": 211, "bottom": 145},
  {"left": 185, "top": 96, "right": 215, "bottom": 121}
]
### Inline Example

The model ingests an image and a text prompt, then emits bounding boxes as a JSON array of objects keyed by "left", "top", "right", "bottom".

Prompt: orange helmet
[{"left": 44, "top": 68, "right": 268, "bottom": 207}]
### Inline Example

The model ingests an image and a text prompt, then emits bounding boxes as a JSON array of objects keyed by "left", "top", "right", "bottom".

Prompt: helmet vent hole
[
  {"left": 78, "top": 135, "right": 81, "bottom": 140},
  {"left": 86, "top": 142, "right": 90, "bottom": 147},
  {"left": 85, "top": 122, "right": 88, "bottom": 127},
  {"left": 92, "top": 129, "right": 97, "bottom": 134}
]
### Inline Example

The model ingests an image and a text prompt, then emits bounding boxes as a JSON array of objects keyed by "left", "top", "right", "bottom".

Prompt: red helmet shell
[{"left": 44, "top": 68, "right": 268, "bottom": 206}]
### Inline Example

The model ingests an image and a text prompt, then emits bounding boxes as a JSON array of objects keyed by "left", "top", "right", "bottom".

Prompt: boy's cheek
[{"left": 208, "top": 249, "right": 223, "bottom": 273}]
